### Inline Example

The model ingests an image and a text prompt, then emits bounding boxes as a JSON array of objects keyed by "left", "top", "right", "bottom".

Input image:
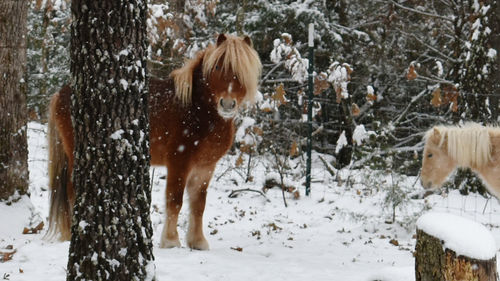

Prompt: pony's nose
[
  {"left": 420, "top": 179, "right": 432, "bottom": 189},
  {"left": 220, "top": 98, "right": 236, "bottom": 110}
]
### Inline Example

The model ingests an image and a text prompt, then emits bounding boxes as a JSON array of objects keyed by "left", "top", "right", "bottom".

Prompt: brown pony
[
  {"left": 420, "top": 123, "right": 500, "bottom": 199},
  {"left": 47, "top": 34, "right": 262, "bottom": 250}
]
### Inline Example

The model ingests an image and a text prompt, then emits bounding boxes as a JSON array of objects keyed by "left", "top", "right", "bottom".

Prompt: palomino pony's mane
[
  {"left": 170, "top": 35, "right": 262, "bottom": 106},
  {"left": 425, "top": 123, "right": 495, "bottom": 168}
]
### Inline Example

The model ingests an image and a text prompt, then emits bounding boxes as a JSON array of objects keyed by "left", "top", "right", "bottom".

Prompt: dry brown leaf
[
  {"left": 314, "top": 73, "right": 330, "bottom": 95},
  {"left": 235, "top": 154, "right": 244, "bottom": 167},
  {"left": 240, "top": 144, "right": 253, "bottom": 154},
  {"left": 442, "top": 84, "right": 459, "bottom": 112},
  {"left": 230, "top": 246, "right": 243, "bottom": 252},
  {"left": 289, "top": 141, "right": 299, "bottom": 157},
  {"left": 351, "top": 103, "right": 360, "bottom": 116},
  {"left": 430, "top": 84, "right": 459, "bottom": 112},
  {"left": 252, "top": 126, "right": 263, "bottom": 136},
  {"left": 0, "top": 249, "right": 16, "bottom": 263},
  {"left": 451, "top": 97, "right": 458, "bottom": 112},
  {"left": 366, "top": 93, "right": 377, "bottom": 102},
  {"left": 272, "top": 84, "right": 287, "bottom": 105},
  {"left": 36, "top": 0, "right": 54, "bottom": 11},
  {"left": 35, "top": 0, "right": 44, "bottom": 10},
  {"left": 336, "top": 91, "right": 342, "bottom": 104},
  {"left": 282, "top": 34, "right": 293, "bottom": 45},
  {"left": 407, "top": 65, "right": 418, "bottom": 80},
  {"left": 431, "top": 88, "right": 442, "bottom": 107},
  {"left": 22, "top": 221, "right": 44, "bottom": 235},
  {"left": 343, "top": 64, "right": 353, "bottom": 76},
  {"left": 206, "top": 1, "right": 217, "bottom": 16}
]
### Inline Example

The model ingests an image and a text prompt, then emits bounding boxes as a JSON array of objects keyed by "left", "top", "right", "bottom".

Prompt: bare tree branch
[{"left": 389, "top": 0, "right": 453, "bottom": 22}]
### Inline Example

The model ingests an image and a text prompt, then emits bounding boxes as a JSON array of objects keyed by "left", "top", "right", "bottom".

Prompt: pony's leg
[
  {"left": 160, "top": 167, "right": 186, "bottom": 248},
  {"left": 186, "top": 166, "right": 214, "bottom": 250}
]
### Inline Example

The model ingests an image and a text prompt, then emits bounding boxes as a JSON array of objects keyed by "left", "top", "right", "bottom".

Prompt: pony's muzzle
[
  {"left": 219, "top": 98, "right": 236, "bottom": 111},
  {"left": 420, "top": 178, "right": 429, "bottom": 188},
  {"left": 217, "top": 98, "right": 238, "bottom": 119},
  {"left": 420, "top": 179, "right": 434, "bottom": 190}
]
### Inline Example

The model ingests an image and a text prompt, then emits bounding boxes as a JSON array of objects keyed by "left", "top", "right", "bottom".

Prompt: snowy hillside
[{"left": 1, "top": 122, "right": 500, "bottom": 280}]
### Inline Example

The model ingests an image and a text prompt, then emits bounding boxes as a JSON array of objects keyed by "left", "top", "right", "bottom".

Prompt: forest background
[{"left": 27, "top": 0, "right": 500, "bottom": 194}]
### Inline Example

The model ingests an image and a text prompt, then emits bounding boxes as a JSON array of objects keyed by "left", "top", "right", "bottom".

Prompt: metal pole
[{"left": 306, "top": 23, "right": 314, "bottom": 196}]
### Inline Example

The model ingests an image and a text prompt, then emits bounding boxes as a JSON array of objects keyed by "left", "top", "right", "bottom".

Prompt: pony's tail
[{"left": 45, "top": 93, "right": 71, "bottom": 241}]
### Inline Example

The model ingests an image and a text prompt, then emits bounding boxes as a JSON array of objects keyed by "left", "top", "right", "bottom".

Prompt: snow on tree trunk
[
  {"left": 0, "top": 0, "right": 30, "bottom": 200},
  {"left": 66, "top": 0, "right": 155, "bottom": 280},
  {"left": 415, "top": 212, "right": 497, "bottom": 281},
  {"left": 490, "top": 1, "right": 500, "bottom": 121}
]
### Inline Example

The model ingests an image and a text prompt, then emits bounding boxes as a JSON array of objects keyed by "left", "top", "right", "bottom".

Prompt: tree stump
[{"left": 415, "top": 212, "right": 498, "bottom": 281}]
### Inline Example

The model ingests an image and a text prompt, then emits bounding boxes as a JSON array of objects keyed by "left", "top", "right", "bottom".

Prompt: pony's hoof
[
  {"left": 187, "top": 238, "right": 209, "bottom": 251},
  {"left": 159, "top": 238, "right": 181, "bottom": 249}
]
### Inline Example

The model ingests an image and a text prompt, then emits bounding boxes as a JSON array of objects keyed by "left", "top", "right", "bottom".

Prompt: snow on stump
[{"left": 415, "top": 212, "right": 498, "bottom": 281}]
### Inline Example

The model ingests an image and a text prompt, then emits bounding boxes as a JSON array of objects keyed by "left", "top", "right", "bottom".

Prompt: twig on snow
[{"left": 228, "top": 188, "right": 271, "bottom": 202}]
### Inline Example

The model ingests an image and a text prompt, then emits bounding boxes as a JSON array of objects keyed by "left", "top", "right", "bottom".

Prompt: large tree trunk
[
  {"left": 415, "top": 229, "right": 497, "bottom": 281},
  {"left": 491, "top": 1, "right": 500, "bottom": 120},
  {"left": 66, "top": 0, "right": 155, "bottom": 280},
  {"left": 0, "top": 0, "right": 30, "bottom": 200}
]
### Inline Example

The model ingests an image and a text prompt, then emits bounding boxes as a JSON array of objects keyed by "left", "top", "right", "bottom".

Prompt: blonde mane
[
  {"left": 170, "top": 35, "right": 262, "bottom": 105},
  {"left": 426, "top": 123, "right": 495, "bottom": 168}
]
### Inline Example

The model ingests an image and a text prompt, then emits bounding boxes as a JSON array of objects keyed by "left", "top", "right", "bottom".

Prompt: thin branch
[
  {"left": 274, "top": 151, "right": 288, "bottom": 208},
  {"left": 351, "top": 143, "right": 425, "bottom": 169},
  {"left": 300, "top": 125, "right": 324, "bottom": 145},
  {"left": 392, "top": 89, "right": 427, "bottom": 126},
  {"left": 215, "top": 165, "right": 233, "bottom": 182},
  {"left": 262, "top": 61, "right": 284, "bottom": 83},
  {"left": 389, "top": 0, "right": 454, "bottom": 22},
  {"left": 263, "top": 78, "right": 303, "bottom": 84},
  {"left": 413, "top": 73, "right": 455, "bottom": 85},
  {"left": 318, "top": 155, "right": 335, "bottom": 177},
  {"left": 245, "top": 153, "right": 252, "bottom": 183},
  {"left": 402, "top": 32, "right": 459, "bottom": 63},
  {"left": 228, "top": 188, "right": 271, "bottom": 202}
]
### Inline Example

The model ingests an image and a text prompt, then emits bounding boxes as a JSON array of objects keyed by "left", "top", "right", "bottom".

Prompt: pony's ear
[
  {"left": 217, "top": 34, "right": 227, "bottom": 46},
  {"left": 433, "top": 127, "right": 440, "bottom": 136},
  {"left": 243, "top": 36, "right": 253, "bottom": 47},
  {"left": 431, "top": 127, "right": 441, "bottom": 142}
]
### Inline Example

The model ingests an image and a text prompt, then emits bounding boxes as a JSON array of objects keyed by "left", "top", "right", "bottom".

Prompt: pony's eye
[
  {"left": 215, "top": 65, "right": 220, "bottom": 70},
  {"left": 427, "top": 153, "right": 433, "bottom": 158}
]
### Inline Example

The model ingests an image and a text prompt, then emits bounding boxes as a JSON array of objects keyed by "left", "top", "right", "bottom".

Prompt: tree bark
[
  {"left": 0, "top": 0, "right": 30, "bottom": 200},
  {"left": 490, "top": 1, "right": 500, "bottom": 121},
  {"left": 66, "top": 0, "right": 155, "bottom": 280},
  {"left": 415, "top": 229, "right": 498, "bottom": 281}
]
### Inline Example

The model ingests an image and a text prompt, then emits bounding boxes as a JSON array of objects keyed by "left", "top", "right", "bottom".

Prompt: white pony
[{"left": 420, "top": 123, "right": 500, "bottom": 199}]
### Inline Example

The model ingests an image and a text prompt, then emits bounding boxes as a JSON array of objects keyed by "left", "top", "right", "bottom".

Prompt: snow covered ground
[{"left": 1, "top": 122, "right": 500, "bottom": 280}]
